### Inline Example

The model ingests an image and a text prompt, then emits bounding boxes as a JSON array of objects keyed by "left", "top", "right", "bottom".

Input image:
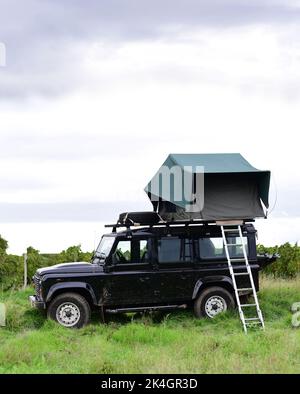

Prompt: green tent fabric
[{"left": 145, "top": 153, "right": 270, "bottom": 221}]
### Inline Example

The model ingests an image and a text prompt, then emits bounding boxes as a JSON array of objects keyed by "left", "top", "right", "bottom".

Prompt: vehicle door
[
  {"left": 104, "top": 235, "right": 156, "bottom": 306},
  {"left": 154, "top": 236, "right": 196, "bottom": 303}
]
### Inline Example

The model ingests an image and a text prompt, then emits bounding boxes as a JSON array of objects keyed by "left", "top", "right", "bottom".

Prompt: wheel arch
[
  {"left": 46, "top": 282, "right": 97, "bottom": 307},
  {"left": 192, "top": 276, "right": 234, "bottom": 300}
]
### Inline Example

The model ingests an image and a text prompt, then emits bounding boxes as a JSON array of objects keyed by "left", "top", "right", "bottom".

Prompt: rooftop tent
[{"left": 145, "top": 153, "right": 271, "bottom": 221}]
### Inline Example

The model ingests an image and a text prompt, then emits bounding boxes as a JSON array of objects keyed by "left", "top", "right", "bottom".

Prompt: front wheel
[
  {"left": 194, "top": 286, "right": 235, "bottom": 319},
  {"left": 47, "top": 292, "right": 91, "bottom": 328}
]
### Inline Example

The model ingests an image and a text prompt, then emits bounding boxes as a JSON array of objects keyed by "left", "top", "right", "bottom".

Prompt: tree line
[
  {"left": 0, "top": 235, "right": 299, "bottom": 291},
  {"left": 0, "top": 235, "right": 92, "bottom": 291}
]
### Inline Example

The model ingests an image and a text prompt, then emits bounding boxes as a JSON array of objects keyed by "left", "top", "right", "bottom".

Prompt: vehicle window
[
  {"left": 158, "top": 237, "right": 192, "bottom": 263},
  {"left": 113, "top": 239, "right": 151, "bottom": 264},
  {"left": 96, "top": 237, "right": 115, "bottom": 260},
  {"left": 227, "top": 237, "right": 248, "bottom": 257},
  {"left": 140, "top": 240, "right": 150, "bottom": 263},
  {"left": 113, "top": 240, "right": 131, "bottom": 263},
  {"left": 199, "top": 237, "right": 248, "bottom": 259}
]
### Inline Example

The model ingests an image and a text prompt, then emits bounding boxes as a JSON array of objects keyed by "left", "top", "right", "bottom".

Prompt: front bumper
[{"left": 29, "top": 295, "right": 46, "bottom": 310}]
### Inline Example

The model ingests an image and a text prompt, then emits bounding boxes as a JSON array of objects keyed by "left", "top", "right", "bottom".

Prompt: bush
[
  {"left": 0, "top": 236, "right": 93, "bottom": 290},
  {"left": 257, "top": 242, "right": 300, "bottom": 278},
  {"left": 0, "top": 254, "right": 23, "bottom": 290}
]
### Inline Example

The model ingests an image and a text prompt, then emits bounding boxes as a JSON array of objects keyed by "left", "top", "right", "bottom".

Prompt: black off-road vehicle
[{"left": 29, "top": 212, "right": 276, "bottom": 328}]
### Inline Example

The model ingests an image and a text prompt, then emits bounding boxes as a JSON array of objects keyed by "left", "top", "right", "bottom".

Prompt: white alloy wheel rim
[
  {"left": 205, "top": 296, "right": 227, "bottom": 318},
  {"left": 56, "top": 302, "right": 81, "bottom": 327}
]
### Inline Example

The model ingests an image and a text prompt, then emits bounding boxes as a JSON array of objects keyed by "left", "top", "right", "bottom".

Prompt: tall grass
[{"left": 0, "top": 277, "right": 299, "bottom": 374}]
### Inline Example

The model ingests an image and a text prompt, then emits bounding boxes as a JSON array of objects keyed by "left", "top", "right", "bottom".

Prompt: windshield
[{"left": 92, "top": 236, "right": 115, "bottom": 264}]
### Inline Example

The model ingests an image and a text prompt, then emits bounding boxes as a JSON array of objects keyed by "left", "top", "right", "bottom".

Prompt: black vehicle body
[{"left": 30, "top": 221, "right": 276, "bottom": 323}]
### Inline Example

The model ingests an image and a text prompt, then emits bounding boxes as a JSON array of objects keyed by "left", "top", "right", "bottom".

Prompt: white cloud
[{"left": 1, "top": 17, "right": 300, "bottom": 251}]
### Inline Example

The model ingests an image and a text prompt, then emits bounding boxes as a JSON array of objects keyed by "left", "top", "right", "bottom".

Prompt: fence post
[{"left": 23, "top": 253, "right": 28, "bottom": 289}]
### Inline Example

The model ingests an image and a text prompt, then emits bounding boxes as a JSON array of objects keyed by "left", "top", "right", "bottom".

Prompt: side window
[
  {"left": 140, "top": 240, "right": 150, "bottom": 263},
  {"left": 158, "top": 237, "right": 192, "bottom": 263},
  {"left": 199, "top": 237, "right": 248, "bottom": 260},
  {"left": 199, "top": 238, "right": 225, "bottom": 259},
  {"left": 113, "top": 240, "right": 131, "bottom": 263},
  {"left": 113, "top": 239, "right": 151, "bottom": 264},
  {"left": 227, "top": 236, "right": 248, "bottom": 257}
]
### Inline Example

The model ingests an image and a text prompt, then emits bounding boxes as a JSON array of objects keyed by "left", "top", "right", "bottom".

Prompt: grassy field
[{"left": 0, "top": 277, "right": 299, "bottom": 374}]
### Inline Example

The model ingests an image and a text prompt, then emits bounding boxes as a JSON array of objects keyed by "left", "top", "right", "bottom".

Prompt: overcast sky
[{"left": 1, "top": 0, "right": 300, "bottom": 253}]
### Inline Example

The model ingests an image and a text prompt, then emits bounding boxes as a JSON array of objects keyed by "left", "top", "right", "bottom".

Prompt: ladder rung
[
  {"left": 247, "top": 326, "right": 263, "bottom": 330},
  {"left": 240, "top": 304, "right": 257, "bottom": 307},
  {"left": 237, "top": 288, "right": 253, "bottom": 292},
  {"left": 244, "top": 318, "right": 260, "bottom": 321},
  {"left": 234, "top": 272, "right": 248, "bottom": 276},
  {"left": 226, "top": 243, "right": 243, "bottom": 247},
  {"left": 245, "top": 323, "right": 262, "bottom": 328},
  {"left": 230, "top": 258, "right": 246, "bottom": 262}
]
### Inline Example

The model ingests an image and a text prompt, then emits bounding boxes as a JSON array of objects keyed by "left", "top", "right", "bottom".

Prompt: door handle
[{"left": 139, "top": 277, "right": 150, "bottom": 283}]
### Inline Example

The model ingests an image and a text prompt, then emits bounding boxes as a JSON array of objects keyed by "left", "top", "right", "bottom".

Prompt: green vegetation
[
  {"left": 0, "top": 235, "right": 92, "bottom": 291},
  {"left": 0, "top": 277, "right": 299, "bottom": 374},
  {"left": 258, "top": 243, "right": 300, "bottom": 278}
]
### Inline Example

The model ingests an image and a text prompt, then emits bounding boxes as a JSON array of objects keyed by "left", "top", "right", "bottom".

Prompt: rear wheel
[
  {"left": 47, "top": 292, "right": 91, "bottom": 328},
  {"left": 194, "top": 286, "right": 235, "bottom": 319}
]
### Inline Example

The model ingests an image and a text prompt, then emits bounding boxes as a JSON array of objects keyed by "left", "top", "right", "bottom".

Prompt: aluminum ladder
[{"left": 220, "top": 224, "right": 265, "bottom": 333}]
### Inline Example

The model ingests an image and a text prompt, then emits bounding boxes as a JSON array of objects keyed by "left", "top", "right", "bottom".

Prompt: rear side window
[
  {"left": 199, "top": 237, "right": 248, "bottom": 260},
  {"left": 158, "top": 237, "right": 192, "bottom": 263}
]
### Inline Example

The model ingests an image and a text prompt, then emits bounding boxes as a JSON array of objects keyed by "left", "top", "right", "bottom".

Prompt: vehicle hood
[{"left": 37, "top": 262, "right": 102, "bottom": 276}]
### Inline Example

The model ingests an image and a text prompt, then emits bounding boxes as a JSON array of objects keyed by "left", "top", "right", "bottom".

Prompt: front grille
[{"left": 33, "top": 274, "right": 42, "bottom": 299}]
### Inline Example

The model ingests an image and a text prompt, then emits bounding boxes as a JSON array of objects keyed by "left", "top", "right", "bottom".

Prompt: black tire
[
  {"left": 194, "top": 286, "right": 235, "bottom": 319},
  {"left": 47, "top": 292, "right": 91, "bottom": 328}
]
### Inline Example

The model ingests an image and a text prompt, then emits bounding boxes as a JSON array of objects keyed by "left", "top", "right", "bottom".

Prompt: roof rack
[{"left": 105, "top": 218, "right": 255, "bottom": 232}]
